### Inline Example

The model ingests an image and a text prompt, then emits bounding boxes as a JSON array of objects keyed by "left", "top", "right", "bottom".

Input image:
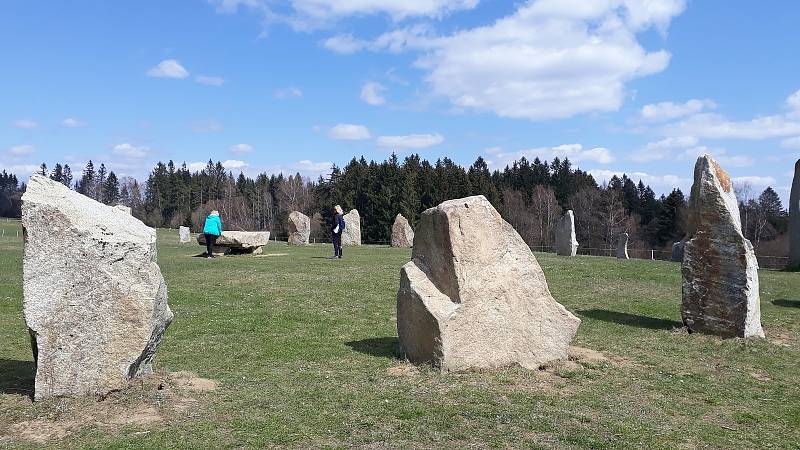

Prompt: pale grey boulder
[
  {"left": 179, "top": 226, "right": 190, "bottom": 243},
  {"left": 342, "top": 209, "right": 361, "bottom": 246},
  {"left": 789, "top": 159, "right": 800, "bottom": 269},
  {"left": 390, "top": 214, "right": 414, "bottom": 248},
  {"left": 115, "top": 204, "right": 132, "bottom": 215},
  {"left": 682, "top": 155, "right": 764, "bottom": 338},
  {"left": 197, "top": 231, "right": 270, "bottom": 254},
  {"left": 671, "top": 241, "right": 685, "bottom": 262},
  {"left": 396, "top": 195, "right": 580, "bottom": 371},
  {"left": 22, "top": 175, "right": 173, "bottom": 401},
  {"left": 616, "top": 233, "right": 629, "bottom": 259},
  {"left": 288, "top": 211, "right": 310, "bottom": 246},
  {"left": 554, "top": 210, "right": 578, "bottom": 256}
]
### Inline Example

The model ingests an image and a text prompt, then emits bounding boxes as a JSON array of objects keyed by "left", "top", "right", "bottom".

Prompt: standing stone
[
  {"left": 397, "top": 195, "right": 580, "bottom": 371},
  {"left": 391, "top": 214, "right": 414, "bottom": 248},
  {"left": 682, "top": 155, "right": 764, "bottom": 338},
  {"left": 671, "top": 241, "right": 685, "bottom": 262},
  {"left": 342, "top": 209, "right": 361, "bottom": 246},
  {"left": 789, "top": 159, "right": 800, "bottom": 269},
  {"left": 554, "top": 210, "right": 579, "bottom": 256},
  {"left": 616, "top": 232, "right": 629, "bottom": 259},
  {"left": 22, "top": 176, "right": 173, "bottom": 400},
  {"left": 288, "top": 211, "right": 311, "bottom": 246},
  {"left": 179, "top": 226, "right": 190, "bottom": 243}
]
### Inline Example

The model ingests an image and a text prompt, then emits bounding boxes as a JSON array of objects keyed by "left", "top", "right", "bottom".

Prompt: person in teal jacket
[{"left": 203, "top": 210, "right": 222, "bottom": 258}]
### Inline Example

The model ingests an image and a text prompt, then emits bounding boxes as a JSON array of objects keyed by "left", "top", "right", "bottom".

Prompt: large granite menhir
[
  {"left": 671, "top": 241, "right": 685, "bottom": 262},
  {"left": 342, "top": 209, "right": 361, "bottom": 246},
  {"left": 22, "top": 175, "right": 173, "bottom": 401},
  {"left": 197, "top": 231, "right": 270, "bottom": 255},
  {"left": 396, "top": 195, "right": 580, "bottom": 371},
  {"left": 288, "top": 211, "right": 310, "bottom": 246},
  {"left": 554, "top": 210, "right": 578, "bottom": 256},
  {"left": 616, "top": 232, "right": 629, "bottom": 259},
  {"left": 682, "top": 155, "right": 764, "bottom": 338},
  {"left": 391, "top": 213, "right": 414, "bottom": 248},
  {"left": 789, "top": 159, "right": 800, "bottom": 269}
]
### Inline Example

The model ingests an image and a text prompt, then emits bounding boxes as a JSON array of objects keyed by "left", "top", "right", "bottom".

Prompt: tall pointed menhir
[
  {"left": 681, "top": 155, "right": 764, "bottom": 338},
  {"left": 788, "top": 159, "right": 800, "bottom": 269}
]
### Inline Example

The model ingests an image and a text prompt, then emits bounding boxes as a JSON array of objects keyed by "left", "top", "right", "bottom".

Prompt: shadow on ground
[
  {"left": 772, "top": 299, "right": 800, "bottom": 308},
  {"left": 0, "top": 359, "right": 35, "bottom": 397},
  {"left": 345, "top": 337, "right": 399, "bottom": 359},
  {"left": 577, "top": 309, "right": 683, "bottom": 330}
]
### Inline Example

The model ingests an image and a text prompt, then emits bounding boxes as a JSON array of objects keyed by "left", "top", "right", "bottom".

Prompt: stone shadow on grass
[
  {"left": 773, "top": 299, "right": 800, "bottom": 308},
  {"left": 577, "top": 309, "right": 683, "bottom": 330},
  {"left": 0, "top": 359, "right": 35, "bottom": 398},
  {"left": 345, "top": 337, "right": 400, "bottom": 359}
]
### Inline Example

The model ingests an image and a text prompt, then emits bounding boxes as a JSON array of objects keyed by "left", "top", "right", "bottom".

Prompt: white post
[{"left": 651, "top": 250, "right": 655, "bottom": 260}]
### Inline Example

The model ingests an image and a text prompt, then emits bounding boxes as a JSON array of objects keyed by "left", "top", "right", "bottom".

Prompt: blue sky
[{"left": 1, "top": 0, "right": 798, "bottom": 202}]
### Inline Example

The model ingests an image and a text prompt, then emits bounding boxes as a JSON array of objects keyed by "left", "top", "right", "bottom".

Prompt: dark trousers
[
  {"left": 332, "top": 233, "right": 342, "bottom": 257},
  {"left": 205, "top": 233, "right": 217, "bottom": 256}
]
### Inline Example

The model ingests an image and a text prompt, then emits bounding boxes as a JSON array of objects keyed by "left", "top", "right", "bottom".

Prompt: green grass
[{"left": 1, "top": 221, "right": 799, "bottom": 449}]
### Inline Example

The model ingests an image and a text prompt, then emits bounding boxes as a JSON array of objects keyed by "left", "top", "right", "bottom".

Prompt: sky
[{"left": 1, "top": 0, "right": 798, "bottom": 203}]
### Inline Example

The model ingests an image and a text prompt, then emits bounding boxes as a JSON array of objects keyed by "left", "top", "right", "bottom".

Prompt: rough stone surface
[
  {"left": 22, "top": 175, "right": 173, "bottom": 401},
  {"left": 616, "top": 233, "right": 629, "bottom": 259},
  {"left": 179, "top": 226, "right": 190, "bottom": 243},
  {"left": 682, "top": 155, "right": 764, "bottom": 338},
  {"left": 197, "top": 231, "right": 270, "bottom": 254},
  {"left": 671, "top": 241, "right": 685, "bottom": 262},
  {"left": 342, "top": 209, "right": 361, "bottom": 246},
  {"left": 115, "top": 205, "right": 131, "bottom": 215},
  {"left": 287, "top": 211, "right": 310, "bottom": 246},
  {"left": 554, "top": 210, "right": 579, "bottom": 256},
  {"left": 789, "top": 159, "right": 800, "bottom": 269},
  {"left": 391, "top": 214, "right": 414, "bottom": 248},
  {"left": 396, "top": 195, "right": 580, "bottom": 371}
]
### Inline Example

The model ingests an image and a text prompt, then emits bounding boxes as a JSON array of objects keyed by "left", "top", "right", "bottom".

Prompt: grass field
[{"left": 1, "top": 217, "right": 799, "bottom": 449}]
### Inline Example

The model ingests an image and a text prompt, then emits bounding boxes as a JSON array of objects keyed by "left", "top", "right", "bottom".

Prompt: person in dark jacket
[
  {"left": 203, "top": 210, "right": 222, "bottom": 258},
  {"left": 332, "top": 205, "right": 345, "bottom": 259}
]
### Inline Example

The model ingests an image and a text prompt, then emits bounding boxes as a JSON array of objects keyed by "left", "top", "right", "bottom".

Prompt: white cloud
[
  {"left": 187, "top": 161, "right": 209, "bottom": 172},
  {"left": 266, "top": 159, "right": 333, "bottom": 179},
  {"left": 196, "top": 75, "right": 225, "bottom": 86},
  {"left": 589, "top": 168, "right": 690, "bottom": 191},
  {"left": 62, "top": 117, "right": 87, "bottom": 128},
  {"left": 12, "top": 119, "right": 37, "bottom": 130},
  {"left": 781, "top": 136, "right": 800, "bottom": 149},
  {"left": 2, "top": 164, "right": 40, "bottom": 176},
  {"left": 377, "top": 133, "right": 444, "bottom": 149},
  {"left": 662, "top": 90, "right": 800, "bottom": 140},
  {"left": 216, "top": 0, "right": 479, "bottom": 30},
  {"left": 664, "top": 113, "right": 800, "bottom": 140},
  {"left": 274, "top": 87, "right": 304, "bottom": 99},
  {"left": 8, "top": 144, "right": 34, "bottom": 156},
  {"left": 631, "top": 136, "right": 699, "bottom": 162},
  {"left": 189, "top": 119, "right": 224, "bottom": 132},
  {"left": 488, "top": 143, "right": 614, "bottom": 170},
  {"left": 639, "top": 99, "right": 716, "bottom": 122},
  {"left": 229, "top": 143, "right": 254, "bottom": 154},
  {"left": 360, "top": 81, "right": 386, "bottom": 106},
  {"left": 328, "top": 124, "right": 371, "bottom": 140},
  {"left": 323, "top": 34, "right": 365, "bottom": 54},
  {"left": 732, "top": 176, "right": 777, "bottom": 187},
  {"left": 112, "top": 143, "right": 149, "bottom": 158},
  {"left": 147, "top": 59, "right": 190, "bottom": 79},
  {"left": 222, "top": 159, "right": 249, "bottom": 170}
]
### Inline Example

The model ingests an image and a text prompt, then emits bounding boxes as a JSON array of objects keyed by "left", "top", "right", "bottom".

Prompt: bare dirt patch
[
  {"left": 255, "top": 253, "right": 288, "bottom": 257},
  {"left": 386, "top": 363, "right": 420, "bottom": 378},
  {"left": 0, "top": 370, "right": 219, "bottom": 445}
]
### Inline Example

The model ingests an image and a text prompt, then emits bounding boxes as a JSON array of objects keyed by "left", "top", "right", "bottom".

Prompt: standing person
[
  {"left": 332, "top": 205, "right": 346, "bottom": 259},
  {"left": 203, "top": 210, "right": 223, "bottom": 258}
]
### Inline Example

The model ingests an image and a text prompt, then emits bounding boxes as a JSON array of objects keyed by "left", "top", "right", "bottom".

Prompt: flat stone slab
[{"left": 197, "top": 231, "right": 270, "bottom": 254}]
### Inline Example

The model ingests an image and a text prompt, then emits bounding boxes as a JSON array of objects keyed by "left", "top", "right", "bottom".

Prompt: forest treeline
[{"left": 1, "top": 154, "right": 789, "bottom": 255}]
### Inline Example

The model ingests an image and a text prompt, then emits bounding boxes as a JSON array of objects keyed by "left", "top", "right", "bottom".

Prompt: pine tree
[
  {"left": 49, "top": 163, "right": 64, "bottom": 183},
  {"left": 38, "top": 163, "right": 48, "bottom": 176},
  {"left": 77, "top": 160, "right": 96, "bottom": 197},
  {"left": 62, "top": 164, "right": 73, "bottom": 188},
  {"left": 96, "top": 163, "right": 107, "bottom": 202},
  {"left": 103, "top": 172, "right": 120, "bottom": 205}
]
